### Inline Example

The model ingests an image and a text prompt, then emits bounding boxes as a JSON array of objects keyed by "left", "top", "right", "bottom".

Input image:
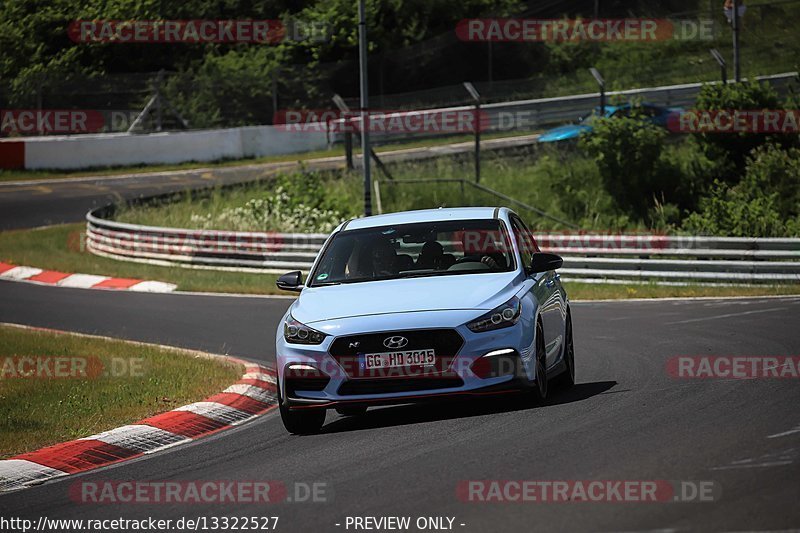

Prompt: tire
[
  {"left": 554, "top": 312, "right": 576, "bottom": 389},
  {"left": 531, "top": 321, "right": 548, "bottom": 402},
  {"left": 278, "top": 380, "right": 325, "bottom": 434},
  {"left": 336, "top": 406, "right": 368, "bottom": 417}
]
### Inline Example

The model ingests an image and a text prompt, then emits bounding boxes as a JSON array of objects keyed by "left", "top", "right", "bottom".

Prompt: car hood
[
  {"left": 538, "top": 124, "right": 591, "bottom": 142},
  {"left": 291, "top": 272, "right": 520, "bottom": 324}
]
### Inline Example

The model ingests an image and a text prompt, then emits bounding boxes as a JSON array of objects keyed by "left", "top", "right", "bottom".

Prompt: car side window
[
  {"left": 641, "top": 105, "right": 660, "bottom": 117},
  {"left": 509, "top": 216, "right": 536, "bottom": 271}
]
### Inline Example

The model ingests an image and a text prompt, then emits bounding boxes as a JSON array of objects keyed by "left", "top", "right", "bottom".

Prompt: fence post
[
  {"left": 271, "top": 72, "right": 278, "bottom": 119},
  {"left": 373, "top": 179, "right": 383, "bottom": 214},
  {"left": 155, "top": 70, "right": 164, "bottom": 132},
  {"left": 344, "top": 131, "right": 354, "bottom": 170},
  {"left": 589, "top": 67, "right": 605, "bottom": 115},
  {"left": 463, "top": 82, "right": 481, "bottom": 183},
  {"left": 333, "top": 94, "right": 355, "bottom": 170}
]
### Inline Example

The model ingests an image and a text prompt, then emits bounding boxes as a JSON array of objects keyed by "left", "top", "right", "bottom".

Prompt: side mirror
[
  {"left": 276, "top": 270, "right": 303, "bottom": 292},
  {"left": 528, "top": 252, "right": 563, "bottom": 274}
]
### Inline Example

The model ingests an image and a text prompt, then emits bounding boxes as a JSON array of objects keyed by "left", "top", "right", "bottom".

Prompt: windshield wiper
[
  {"left": 312, "top": 269, "right": 494, "bottom": 287},
  {"left": 396, "top": 269, "right": 485, "bottom": 279}
]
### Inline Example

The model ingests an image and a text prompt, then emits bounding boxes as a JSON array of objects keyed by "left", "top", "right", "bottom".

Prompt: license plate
[{"left": 363, "top": 349, "right": 436, "bottom": 369}]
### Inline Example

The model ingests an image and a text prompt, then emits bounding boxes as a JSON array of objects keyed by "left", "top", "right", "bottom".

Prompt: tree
[
  {"left": 578, "top": 113, "right": 668, "bottom": 220},
  {"left": 692, "top": 81, "right": 798, "bottom": 183}
]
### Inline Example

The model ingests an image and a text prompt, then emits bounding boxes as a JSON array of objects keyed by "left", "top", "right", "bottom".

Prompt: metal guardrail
[
  {"left": 328, "top": 72, "right": 799, "bottom": 144},
  {"left": 86, "top": 209, "right": 800, "bottom": 284}
]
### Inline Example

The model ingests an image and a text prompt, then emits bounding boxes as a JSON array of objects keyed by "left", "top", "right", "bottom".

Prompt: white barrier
[
  {"left": 2, "top": 124, "right": 329, "bottom": 170},
  {"left": 3, "top": 71, "right": 795, "bottom": 171},
  {"left": 86, "top": 208, "right": 800, "bottom": 283}
]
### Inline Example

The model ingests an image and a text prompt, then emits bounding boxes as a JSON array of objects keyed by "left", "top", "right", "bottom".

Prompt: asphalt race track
[
  {"left": 0, "top": 134, "right": 540, "bottom": 231},
  {"left": 1, "top": 148, "right": 798, "bottom": 531},
  {"left": 0, "top": 163, "right": 304, "bottom": 230},
  {"left": 1, "top": 277, "right": 799, "bottom": 532}
]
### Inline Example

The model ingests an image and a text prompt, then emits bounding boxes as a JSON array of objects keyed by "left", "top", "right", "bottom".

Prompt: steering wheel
[{"left": 455, "top": 255, "right": 482, "bottom": 265}]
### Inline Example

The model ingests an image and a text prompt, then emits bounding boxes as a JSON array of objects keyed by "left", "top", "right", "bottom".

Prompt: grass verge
[
  {"left": 0, "top": 324, "right": 242, "bottom": 458},
  {"left": 0, "top": 223, "right": 279, "bottom": 294},
  {"left": 1, "top": 223, "right": 799, "bottom": 299},
  {"left": 563, "top": 281, "right": 800, "bottom": 300}
]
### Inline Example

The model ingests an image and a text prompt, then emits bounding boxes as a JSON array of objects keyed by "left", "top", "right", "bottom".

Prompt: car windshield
[
  {"left": 308, "top": 219, "right": 515, "bottom": 287},
  {"left": 577, "top": 112, "right": 595, "bottom": 124},
  {"left": 579, "top": 107, "right": 617, "bottom": 124}
]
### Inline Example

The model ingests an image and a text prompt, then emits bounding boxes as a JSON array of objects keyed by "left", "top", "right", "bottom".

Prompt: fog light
[
  {"left": 471, "top": 348, "right": 518, "bottom": 379},
  {"left": 286, "top": 363, "right": 327, "bottom": 379},
  {"left": 284, "top": 363, "right": 330, "bottom": 395}
]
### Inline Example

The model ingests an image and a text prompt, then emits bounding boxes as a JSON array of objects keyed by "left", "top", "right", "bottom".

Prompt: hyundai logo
[{"left": 383, "top": 336, "right": 409, "bottom": 349}]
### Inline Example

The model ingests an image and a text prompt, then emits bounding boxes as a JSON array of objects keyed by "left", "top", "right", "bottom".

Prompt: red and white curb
[
  {"left": 0, "top": 328, "right": 277, "bottom": 493},
  {"left": 0, "top": 262, "right": 176, "bottom": 292}
]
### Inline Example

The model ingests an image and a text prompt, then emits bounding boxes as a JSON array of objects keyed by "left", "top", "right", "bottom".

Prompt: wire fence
[{"left": 1, "top": 0, "right": 798, "bottom": 136}]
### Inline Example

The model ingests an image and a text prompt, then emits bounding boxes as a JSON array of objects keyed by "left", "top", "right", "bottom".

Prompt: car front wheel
[
  {"left": 554, "top": 312, "right": 576, "bottom": 389},
  {"left": 278, "top": 381, "right": 325, "bottom": 434},
  {"left": 531, "top": 321, "right": 548, "bottom": 402}
]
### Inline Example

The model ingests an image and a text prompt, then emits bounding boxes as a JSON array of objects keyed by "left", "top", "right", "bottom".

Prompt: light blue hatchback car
[{"left": 274, "top": 207, "right": 575, "bottom": 434}]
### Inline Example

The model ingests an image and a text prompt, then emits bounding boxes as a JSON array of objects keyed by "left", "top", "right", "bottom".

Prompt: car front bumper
[{"left": 275, "top": 309, "right": 537, "bottom": 410}]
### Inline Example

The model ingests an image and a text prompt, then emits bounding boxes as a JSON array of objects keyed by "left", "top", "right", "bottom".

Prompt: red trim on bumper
[{"left": 288, "top": 387, "right": 519, "bottom": 410}]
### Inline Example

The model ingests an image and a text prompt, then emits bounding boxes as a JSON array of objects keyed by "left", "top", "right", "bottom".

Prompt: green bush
[
  {"left": 657, "top": 138, "right": 716, "bottom": 212},
  {"left": 522, "top": 150, "right": 628, "bottom": 230},
  {"left": 692, "top": 81, "right": 798, "bottom": 181},
  {"left": 184, "top": 170, "right": 361, "bottom": 233},
  {"left": 376, "top": 148, "right": 626, "bottom": 231},
  {"left": 162, "top": 48, "right": 281, "bottom": 129},
  {"left": 578, "top": 114, "right": 668, "bottom": 220},
  {"left": 682, "top": 144, "right": 800, "bottom": 237}
]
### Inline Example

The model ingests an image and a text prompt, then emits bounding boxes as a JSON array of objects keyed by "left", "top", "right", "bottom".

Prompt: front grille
[
  {"left": 338, "top": 376, "right": 464, "bottom": 396},
  {"left": 328, "top": 329, "right": 464, "bottom": 379}
]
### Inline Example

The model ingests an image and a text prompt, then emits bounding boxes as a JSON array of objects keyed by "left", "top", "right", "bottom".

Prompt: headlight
[
  {"left": 466, "top": 296, "right": 521, "bottom": 333},
  {"left": 283, "top": 315, "right": 327, "bottom": 345}
]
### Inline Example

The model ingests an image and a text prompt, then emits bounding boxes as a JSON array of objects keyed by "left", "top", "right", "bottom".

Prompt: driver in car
[
  {"left": 370, "top": 239, "right": 399, "bottom": 277},
  {"left": 416, "top": 241, "right": 445, "bottom": 270},
  {"left": 460, "top": 231, "right": 506, "bottom": 270}
]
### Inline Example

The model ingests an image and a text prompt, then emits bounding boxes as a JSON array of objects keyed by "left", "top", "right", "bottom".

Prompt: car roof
[
  {"left": 594, "top": 102, "right": 662, "bottom": 113},
  {"left": 340, "top": 207, "right": 507, "bottom": 232},
  {"left": 594, "top": 104, "right": 621, "bottom": 113}
]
